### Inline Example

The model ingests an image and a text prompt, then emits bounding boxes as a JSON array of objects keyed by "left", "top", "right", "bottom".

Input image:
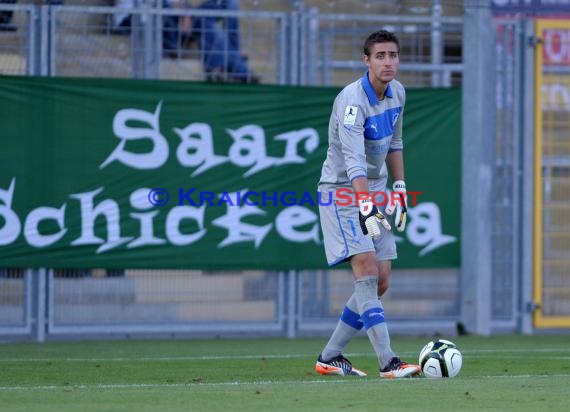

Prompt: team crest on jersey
[{"left": 343, "top": 105, "right": 358, "bottom": 126}]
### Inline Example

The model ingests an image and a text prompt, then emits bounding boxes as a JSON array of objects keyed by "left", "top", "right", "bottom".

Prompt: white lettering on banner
[
  {"left": 542, "top": 83, "right": 570, "bottom": 111},
  {"left": 174, "top": 122, "right": 229, "bottom": 177},
  {"left": 101, "top": 102, "right": 169, "bottom": 170},
  {"left": 227, "top": 125, "right": 280, "bottom": 177},
  {"left": 275, "top": 206, "right": 320, "bottom": 244},
  {"left": 165, "top": 205, "right": 207, "bottom": 246},
  {"left": 101, "top": 103, "right": 319, "bottom": 176},
  {"left": 70, "top": 187, "right": 132, "bottom": 253},
  {"left": 24, "top": 205, "right": 68, "bottom": 248},
  {"left": 405, "top": 202, "right": 457, "bottom": 256},
  {"left": 211, "top": 190, "right": 273, "bottom": 248},
  {"left": 128, "top": 188, "right": 167, "bottom": 248},
  {"left": 0, "top": 178, "right": 21, "bottom": 245},
  {"left": 1, "top": 179, "right": 456, "bottom": 257},
  {"left": 274, "top": 128, "right": 319, "bottom": 166}
]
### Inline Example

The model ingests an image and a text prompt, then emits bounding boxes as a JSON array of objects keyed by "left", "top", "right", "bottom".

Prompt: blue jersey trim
[
  {"left": 364, "top": 107, "right": 402, "bottom": 141},
  {"left": 362, "top": 71, "right": 393, "bottom": 106},
  {"left": 388, "top": 148, "right": 403, "bottom": 153}
]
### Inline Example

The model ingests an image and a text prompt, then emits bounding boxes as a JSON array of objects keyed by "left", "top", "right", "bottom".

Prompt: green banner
[{"left": 0, "top": 76, "right": 460, "bottom": 270}]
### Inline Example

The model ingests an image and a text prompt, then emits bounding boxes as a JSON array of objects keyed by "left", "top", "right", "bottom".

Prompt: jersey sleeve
[
  {"left": 335, "top": 95, "right": 367, "bottom": 182},
  {"left": 389, "top": 86, "right": 405, "bottom": 153}
]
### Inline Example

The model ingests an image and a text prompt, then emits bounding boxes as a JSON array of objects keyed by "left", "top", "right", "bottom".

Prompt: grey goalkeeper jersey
[{"left": 318, "top": 72, "right": 405, "bottom": 190}]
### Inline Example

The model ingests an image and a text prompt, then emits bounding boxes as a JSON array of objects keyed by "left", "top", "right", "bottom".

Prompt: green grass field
[{"left": 1, "top": 334, "right": 569, "bottom": 411}]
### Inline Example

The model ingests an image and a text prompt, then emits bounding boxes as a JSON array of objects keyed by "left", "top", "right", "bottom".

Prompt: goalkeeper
[{"left": 315, "top": 30, "right": 419, "bottom": 379}]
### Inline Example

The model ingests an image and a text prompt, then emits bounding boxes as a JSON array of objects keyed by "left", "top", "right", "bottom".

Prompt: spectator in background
[
  {"left": 0, "top": 0, "right": 17, "bottom": 31},
  {"left": 112, "top": 0, "right": 133, "bottom": 34},
  {"left": 111, "top": 0, "right": 259, "bottom": 82},
  {"left": 194, "top": 0, "right": 259, "bottom": 83},
  {"left": 112, "top": 0, "right": 183, "bottom": 56}
]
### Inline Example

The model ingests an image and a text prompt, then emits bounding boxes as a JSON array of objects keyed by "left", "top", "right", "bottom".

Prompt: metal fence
[
  {"left": 0, "top": 267, "right": 460, "bottom": 340},
  {"left": 298, "top": 8, "right": 463, "bottom": 86},
  {"left": 0, "top": 3, "right": 462, "bottom": 86}
]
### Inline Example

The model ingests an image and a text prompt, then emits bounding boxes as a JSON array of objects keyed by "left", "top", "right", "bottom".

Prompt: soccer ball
[{"left": 418, "top": 339, "right": 462, "bottom": 378}]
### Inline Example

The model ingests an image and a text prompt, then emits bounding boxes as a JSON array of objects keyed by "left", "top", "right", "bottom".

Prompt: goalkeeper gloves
[
  {"left": 358, "top": 196, "right": 391, "bottom": 237},
  {"left": 385, "top": 180, "right": 407, "bottom": 232}
]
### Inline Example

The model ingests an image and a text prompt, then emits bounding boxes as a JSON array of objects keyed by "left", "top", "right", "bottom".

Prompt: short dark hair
[{"left": 363, "top": 30, "right": 400, "bottom": 56}]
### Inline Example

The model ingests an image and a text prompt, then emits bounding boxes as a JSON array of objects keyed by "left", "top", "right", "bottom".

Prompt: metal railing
[
  {"left": 0, "top": 3, "right": 463, "bottom": 86},
  {"left": 0, "top": 268, "right": 459, "bottom": 341}
]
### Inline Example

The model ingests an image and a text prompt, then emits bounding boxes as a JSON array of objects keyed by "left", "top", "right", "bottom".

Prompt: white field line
[
  {"left": 1, "top": 374, "right": 570, "bottom": 392},
  {"left": 1, "top": 348, "right": 570, "bottom": 363}
]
